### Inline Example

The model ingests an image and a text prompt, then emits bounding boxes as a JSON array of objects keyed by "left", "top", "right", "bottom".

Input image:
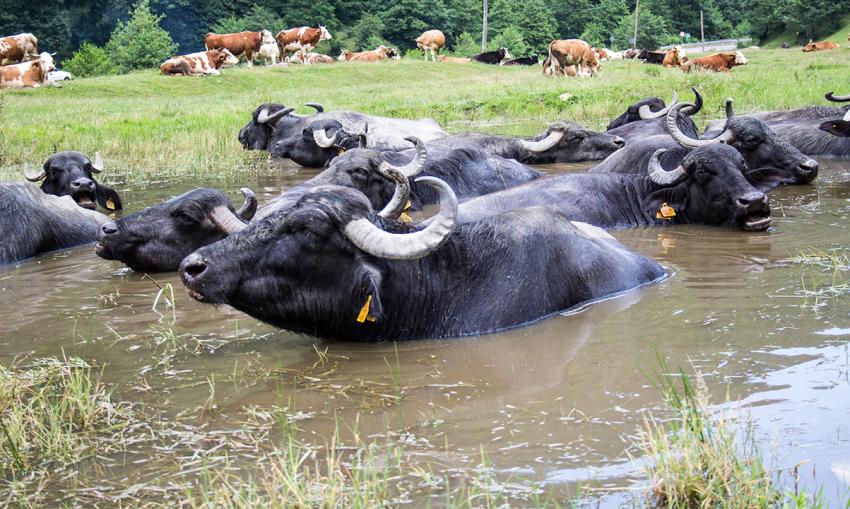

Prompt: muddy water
[{"left": 2, "top": 157, "right": 850, "bottom": 504}]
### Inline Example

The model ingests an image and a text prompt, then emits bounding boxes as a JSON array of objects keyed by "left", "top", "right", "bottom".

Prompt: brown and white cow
[
  {"left": 338, "top": 46, "right": 398, "bottom": 62},
  {"left": 204, "top": 30, "right": 266, "bottom": 66},
  {"left": 297, "top": 52, "right": 334, "bottom": 65},
  {"left": 802, "top": 40, "right": 840, "bottom": 52},
  {"left": 0, "top": 33, "right": 39, "bottom": 66},
  {"left": 160, "top": 50, "right": 229, "bottom": 76},
  {"left": 416, "top": 29, "right": 445, "bottom": 61},
  {"left": 662, "top": 47, "right": 686, "bottom": 67},
  {"left": 593, "top": 47, "right": 620, "bottom": 61},
  {"left": 438, "top": 55, "right": 471, "bottom": 63},
  {"left": 546, "top": 39, "right": 600, "bottom": 77},
  {"left": 0, "top": 52, "right": 55, "bottom": 88},
  {"left": 275, "top": 26, "right": 332, "bottom": 61},
  {"left": 680, "top": 51, "right": 747, "bottom": 72}
]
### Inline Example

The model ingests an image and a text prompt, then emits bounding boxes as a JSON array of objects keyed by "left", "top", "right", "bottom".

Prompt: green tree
[
  {"left": 378, "top": 0, "right": 428, "bottom": 48},
  {"left": 612, "top": 6, "right": 676, "bottom": 49},
  {"left": 106, "top": 0, "right": 177, "bottom": 72},
  {"left": 489, "top": 26, "right": 528, "bottom": 56},
  {"left": 779, "top": 0, "right": 848, "bottom": 41},
  {"left": 211, "top": 5, "right": 282, "bottom": 33},
  {"left": 450, "top": 31, "right": 481, "bottom": 56},
  {"left": 488, "top": 0, "right": 556, "bottom": 53},
  {"left": 63, "top": 42, "right": 117, "bottom": 77}
]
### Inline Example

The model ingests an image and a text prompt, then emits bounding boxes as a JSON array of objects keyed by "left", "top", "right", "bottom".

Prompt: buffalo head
[
  {"left": 519, "top": 121, "right": 624, "bottom": 163},
  {"left": 24, "top": 151, "right": 122, "bottom": 211},
  {"left": 238, "top": 103, "right": 323, "bottom": 150}
]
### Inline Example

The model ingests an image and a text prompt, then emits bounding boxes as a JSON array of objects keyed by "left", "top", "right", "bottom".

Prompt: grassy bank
[{"left": 1, "top": 48, "right": 848, "bottom": 187}]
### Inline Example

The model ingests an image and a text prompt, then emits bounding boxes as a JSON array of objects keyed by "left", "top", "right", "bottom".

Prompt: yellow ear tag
[
  {"left": 356, "top": 295, "right": 376, "bottom": 323},
  {"left": 399, "top": 200, "right": 413, "bottom": 223},
  {"left": 656, "top": 203, "right": 676, "bottom": 220},
  {"left": 105, "top": 198, "right": 116, "bottom": 210},
  {"left": 338, "top": 148, "right": 346, "bottom": 156}
]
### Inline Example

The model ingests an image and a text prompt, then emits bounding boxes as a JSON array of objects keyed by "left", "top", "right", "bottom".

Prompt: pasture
[{"left": 1, "top": 47, "right": 850, "bottom": 507}]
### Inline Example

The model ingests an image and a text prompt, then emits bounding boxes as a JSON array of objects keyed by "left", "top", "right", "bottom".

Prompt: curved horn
[
  {"left": 343, "top": 176, "right": 456, "bottom": 260},
  {"left": 257, "top": 107, "right": 294, "bottom": 124},
  {"left": 667, "top": 102, "right": 732, "bottom": 148},
  {"left": 23, "top": 162, "right": 46, "bottom": 182},
  {"left": 646, "top": 149, "right": 687, "bottom": 186},
  {"left": 313, "top": 128, "right": 342, "bottom": 148},
  {"left": 209, "top": 206, "right": 248, "bottom": 234},
  {"left": 376, "top": 163, "right": 411, "bottom": 219},
  {"left": 682, "top": 87, "right": 703, "bottom": 115},
  {"left": 90, "top": 152, "right": 104, "bottom": 173},
  {"left": 386, "top": 137, "right": 427, "bottom": 177},
  {"left": 236, "top": 187, "right": 257, "bottom": 221},
  {"left": 290, "top": 103, "right": 324, "bottom": 118},
  {"left": 638, "top": 91, "right": 679, "bottom": 119},
  {"left": 519, "top": 129, "right": 565, "bottom": 152},
  {"left": 825, "top": 91, "right": 850, "bottom": 103},
  {"left": 844, "top": 109, "right": 850, "bottom": 122}
]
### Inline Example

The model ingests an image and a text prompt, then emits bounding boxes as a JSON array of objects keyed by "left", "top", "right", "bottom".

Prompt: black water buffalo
[
  {"left": 24, "top": 151, "right": 123, "bottom": 211},
  {"left": 703, "top": 92, "right": 850, "bottom": 157},
  {"left": 420, "top": 121, "right": 625, "bottom": 164},
  {"left": 503, "top": 56, "right": 539, "bottom": 66},
  {"left": 238, "top": 103, "right": 313, "bottom": 150},
  {"left": 457, "top": 143, "right": 781, "bottom": 232},
  {"left": 595, "top": 102, "right": 819, "bottom": 186},
  {"left": 178, "top": 179, "right": 665, "bottom": 341},
  {"left": 606, "top": 89, "right": 702, "bottom": 141},
  {"left": 471, "top": 48, "right": 512, "bottom": 65},
  {"left": 0, "top": 183, "right": 111, "bottom": 264},
  {"left": 270, "top": 116, "right": 367, "bottom": 168},
  {"left": 95, "top": 188, "right": 257, "bottom": 272}
]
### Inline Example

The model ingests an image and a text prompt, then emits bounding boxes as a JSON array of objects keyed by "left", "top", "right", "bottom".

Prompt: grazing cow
[
  {"left": 95, "top": 188, "right": 256, "bottom": 272},
  {"left": 0, "top": 52, "right": 55, "bottom": 88},
  {"left": 23, "top": 151, "right": 123, "bottom": 211},
  {"left": 594, "top": 102, "right": 819, "bottom": 187},
  {"left": 547, "top": 40, "right": 600, "bottom": 76},
  {"left": 0, "top": 183, "right": 111, "bottom": 265},
  {"left": 0, "top": 33, "right": 38, "bottom": 65},
  {"left": 471, "top": 48, "right": 512, "bottom": 65},
  {"left": 160, "top": 50, "right": 229, "bottom": 76},
  {"left": 416, "top": 30, "right": 446, "bottom": 61},
  {"left": 204, "top": 30, "right": 266, "bottom": 66},
  {"left": 438, "top": 55, "right": 470, "bottom": 63},
  {"left": 802, "top": 40, "right": 840, "bottom": 52},
  {"left": 638, "top": 49, "right": 666, "bottom": 64},
  {"left": 503, "top": 56, "right": 539, "bottom": 66},
  {"left": 458, "top": 142, "right": 779, "bottom": 232},
  {"left": 680, "top": 51, "right": 747, "bottom": 72},
  {"left": 178, "top": 180, "right": 665, "bottom": 341},
  {"left": 338, "top": 46, "right": 398, "bottom": 62},
  {"left": 276, "top": 26, "right": 332, "bottom": 60},
  {"left": 662, "top": 47, "right": 685, "bottom": 67},
  {"left": 420, "top": 122, "right": 625, "bottom": 164},
  {"left": 298, "top": 52, "right": 334, "bottom": 65}
]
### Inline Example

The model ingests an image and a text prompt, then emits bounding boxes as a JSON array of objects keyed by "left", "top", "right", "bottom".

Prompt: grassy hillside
[
  {"left": 761, "top": 14, "right": 850, "bottom": 48},
  {"left": 1, "top": 48, "right": 848, "bottom": 187}
]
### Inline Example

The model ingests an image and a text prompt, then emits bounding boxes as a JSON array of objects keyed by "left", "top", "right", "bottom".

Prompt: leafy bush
[
  {"left": 450, "top": 32, "right": 480, "bottom": 57},
  {"left": 210, "top": 5, "right": 282, "bottom": 34},
  {"left": 612, "top": 7, "right": 678, "bottom": 50},
  {"left": 63, "top": 42, "right": 117, "bottom": 78},
  {"left": 105, "top": 0, "right": 177, "bottom": 73},
  {"left": 489, "top": 26, "right": 529, "bottom": 56}
]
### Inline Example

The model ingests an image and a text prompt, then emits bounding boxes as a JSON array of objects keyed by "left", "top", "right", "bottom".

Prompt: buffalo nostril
[
  {"left": 180, "top": 254, "right": 207, "bottom": 280},
  {"left": 612, "top": 137, "right": 625, "bottom": 147},
  {"left": 100, "top": 222, "right": 117, "bottom": 236},
  {"left": 736, "top": 197, "right": 750, "bottom": 208},
  {"left": 799, "top": 159, "right": 818, "bottom": 173}
]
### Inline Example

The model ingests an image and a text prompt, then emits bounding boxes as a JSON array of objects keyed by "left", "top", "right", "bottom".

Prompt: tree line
[{"left": 1, "top": 0, "right": 847, "bottom": 66}]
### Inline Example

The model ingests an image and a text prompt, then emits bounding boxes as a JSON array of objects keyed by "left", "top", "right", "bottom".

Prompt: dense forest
[{"left": 1, "top": 0, "right": 848, "bottom": 61}]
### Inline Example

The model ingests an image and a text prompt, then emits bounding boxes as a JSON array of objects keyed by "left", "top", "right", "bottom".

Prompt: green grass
[{"left": 1, "top": 48, "right": 848, "bottom": 188}]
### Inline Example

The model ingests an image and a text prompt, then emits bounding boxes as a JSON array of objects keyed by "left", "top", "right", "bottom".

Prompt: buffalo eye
[
  {"left": 350, "top": 167, "right": 369, "bottom": 180},
  {"left": 171, "top": 206, "right": 204, "bottom": 226}
]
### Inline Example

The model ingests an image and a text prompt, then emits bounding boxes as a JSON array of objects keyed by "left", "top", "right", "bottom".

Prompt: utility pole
[
  {"left": 482, "top": 0, "right": 489, "bottom": 52},
  {"left": 700, "top": 10, "right": 705, "bottom": 52},
  {"left": 632, "top": 0, "right": 640, "bottom": 49}
]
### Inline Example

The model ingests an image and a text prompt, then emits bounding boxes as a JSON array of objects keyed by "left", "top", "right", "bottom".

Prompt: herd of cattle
[{"left": 3, "top": 83, "right": 850, "bottom": 340}]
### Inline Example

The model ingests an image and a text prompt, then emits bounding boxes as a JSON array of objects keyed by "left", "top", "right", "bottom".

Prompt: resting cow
[
  {"left": 160, "top": 49, "right": 231, "bottom": 76},
  {"left": 803, "top": 40, "right": 839, "bottom": 52},
  {"left": 438, "top": 56, "right": 470, "bottom": 63},
  {"left": 638, "top": 50, "right": 666, "bottom": 64},
  {"left": 204, "top": 31, "right": 267, "bottom": 66},
  {"left": 0, "top": 52, "right": 55, "bottom": 88},
  {"left": 503, "top": 56, "right": 539, "bottom": 66},
  {"left": 0, "top": 33, "right": 38, "bottom": 65},
  {"left": 662, "top": 47, "right": 686, "bottom": 67},
  {"left": 680, "top": 51, "right": 747, "bottom": 72},
  {"left": 471, "top": 48, "right": 512, "bottom": 65},
  {"left": 595, "top": 102, "right": 818, "bottom": 186},
  {"left": 24, "top": 151, "right": 123, "bottom": 211},
  {"left": 338, "top": 46, "right": 399, "bottom": 62},
  {"left": 276, "top": 26, "right": 332, "bottom": 60},
  {"left": 0, "top": 183, "right": 110, "bottom": 265},
  {"left": 178, "top": 179, "right": 665, "bottom": 341}
]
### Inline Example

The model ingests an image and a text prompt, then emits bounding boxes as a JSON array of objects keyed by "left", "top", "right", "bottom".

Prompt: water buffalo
[
  {"left": 596, "top": 102, "right": 818, "bottom": 186},
  {"left": 471, "top": 48, "right": 512, "bottom": 65},
  {"left": 457, "top": 142, "right": 780, "bottom": 232},
  {"left": 238, "top": 103, "right": 307, "bottom": 150},
  {"left": 95, "top": 188, "right": 257, "bottom": 272},
  {"left": 178, "top": 179, "right": 665, "bottom": 341},
  {"left": 24, "top": 151, "right": 123, "bottom": 211},
  {"left": 605, "top": 88, "right": 702, "bottom": 141},
  {"left": 420, "top": 121, "right": 625, "bottom": 164},
  {"left": 0, "top": 183, "right": 110, "bottom": 264},
  {"left": 703, "top": 92, "right": 850, "bottom": 157}
]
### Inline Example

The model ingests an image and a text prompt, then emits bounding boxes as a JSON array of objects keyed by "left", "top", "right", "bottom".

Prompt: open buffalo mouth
[
  {"left": 184, "top": 285, "right": 206, "bottom": 303},
  {"left": 740, "top": 213, "right": 771, "bottom": 232},
  {"left": 73, "top": 190, "right": 97, "bottom": 209}
]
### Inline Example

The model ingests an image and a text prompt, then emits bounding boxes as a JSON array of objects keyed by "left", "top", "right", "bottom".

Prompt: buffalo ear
[
  {"left": 352, "top": 261, "right": 384, "bottom": 324},
  {"left": 819, "top": 119, "right": 850, "bottom": 137},
  {"left": 744, "top": 167, "right": 795, "bottom": 193},
  {"left": 642, "top": 186, "right": 687, "bottom": 222},
  {"left": 96, "top": 185, "right": 123, "bottom": 211}
]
